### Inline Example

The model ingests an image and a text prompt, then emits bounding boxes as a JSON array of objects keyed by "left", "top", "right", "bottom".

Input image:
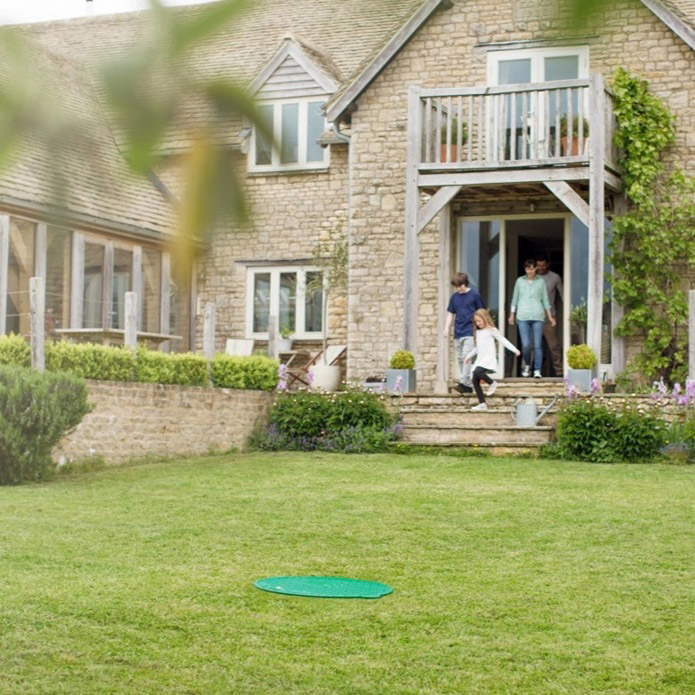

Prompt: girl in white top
[{"left": 464, "top": 308, "right": 520, "bottom": 411}]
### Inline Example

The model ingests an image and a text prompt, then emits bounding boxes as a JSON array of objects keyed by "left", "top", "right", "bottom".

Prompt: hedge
[{"left": 0, "top": 335, "right": 278, "bottom": 391}]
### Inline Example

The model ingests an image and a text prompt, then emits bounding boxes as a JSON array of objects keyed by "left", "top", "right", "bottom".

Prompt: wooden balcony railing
[{"left": 416, "top": 77, "right": 619, "bottom": 172}]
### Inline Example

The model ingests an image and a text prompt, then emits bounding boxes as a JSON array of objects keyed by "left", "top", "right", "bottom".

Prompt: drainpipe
[{"left": 332, "top": 119, "right": 353, "bottom": 380}]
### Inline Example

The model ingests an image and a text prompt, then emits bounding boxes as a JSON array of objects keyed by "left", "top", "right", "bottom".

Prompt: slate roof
[
  {"left": 661, "top": 0, "right": 695, "bottom": 28},
  {"left": 0, "top": 37, "right": 177, "bottom": 238}
]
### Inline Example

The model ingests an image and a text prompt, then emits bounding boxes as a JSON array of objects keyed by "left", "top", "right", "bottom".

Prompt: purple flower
[
  {"left": 566, "top": 384, "right": 581, "bottom": 399},
  {"left": 394, "top": 375, "right": 404, "bottom": 393},
  {"left": 306, "top": 369, "right": 314, "bottom": 385},
  {"left": 677, "top": 395, "right": 690, "bottom": 407},
  {"left": 590, "top": 378, "right": 601, "bottom": 394}
]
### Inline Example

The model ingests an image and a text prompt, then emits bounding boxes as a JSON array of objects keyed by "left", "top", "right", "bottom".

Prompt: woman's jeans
[{"left": 517, "top": 320, "right": 544, "bottom": 371}]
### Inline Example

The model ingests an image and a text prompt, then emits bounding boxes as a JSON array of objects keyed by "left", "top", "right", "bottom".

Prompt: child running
[{"left": 463, "top": 308, "right": 521, "bottom": 412}]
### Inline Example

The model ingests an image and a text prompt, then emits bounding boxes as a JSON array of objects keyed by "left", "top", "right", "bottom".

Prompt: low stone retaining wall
[{"left": 56, "top": 381, "right": 274, "bottom": 464}]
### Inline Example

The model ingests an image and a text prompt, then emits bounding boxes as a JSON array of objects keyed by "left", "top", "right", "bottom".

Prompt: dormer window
[
  {"left": 251, "top": 98, "right": 328, "bottom": 172},
  {"left": 248, "top": 36, "right": 340, "bottom": 174}
]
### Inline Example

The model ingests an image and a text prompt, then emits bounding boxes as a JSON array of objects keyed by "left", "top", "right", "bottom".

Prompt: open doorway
[{"left": 504, "top": 218, "right": 565, "bottom": 377}]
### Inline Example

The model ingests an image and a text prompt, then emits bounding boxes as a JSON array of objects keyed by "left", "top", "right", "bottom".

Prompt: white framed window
[
  {"left": 246, "top": 266, "right": 323, "bottom": 339},
  {"left": 249, "top": 98, "right": 329, "bottom": 173},
  {"left": 487, "top": 46, "right": 589, "bottom": 86}
]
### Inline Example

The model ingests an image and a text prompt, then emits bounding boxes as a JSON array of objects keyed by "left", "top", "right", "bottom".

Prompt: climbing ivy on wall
[{"left": 610, "top": 68, "right": 695, "bottom": 384}]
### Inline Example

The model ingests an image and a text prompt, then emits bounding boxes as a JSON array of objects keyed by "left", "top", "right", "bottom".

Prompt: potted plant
[
  {"left": 569, "top": 300, "right": 587, "bottom": 345},
  {"left": 559, "top": 115, "right": 589, "bottom": 156},
  {"left": 306, "top": 223, "right": 348, "bottom": 392},
  {"left": 566, "top": 343, "right": 597, "bottom": 393},
  {"left": 440, "top": 118, "right": 467, "bottom": 162},
  {"left": 277, "top": 324, "right": 294, "bottom": 352},
  {"left": 386, "top": 350, "right": 416, "bottom": 394}
]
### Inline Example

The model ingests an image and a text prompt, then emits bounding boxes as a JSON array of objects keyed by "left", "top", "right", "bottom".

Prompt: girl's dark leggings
[{"left": 472, "top": 366, "right": 494, "bottom": 403}]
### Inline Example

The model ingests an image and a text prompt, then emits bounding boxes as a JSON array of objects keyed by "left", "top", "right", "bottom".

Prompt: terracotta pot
[
  {"left": 440, "top": 144, "right": 458, "bottom": 162},
  {"left": 561, "top": 136, "right": 582, "bottom": 156}
]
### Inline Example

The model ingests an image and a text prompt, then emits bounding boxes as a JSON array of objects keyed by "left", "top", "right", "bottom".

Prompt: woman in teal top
[{"left": 507, "top": 259, "right": 556, "bottom": 377}]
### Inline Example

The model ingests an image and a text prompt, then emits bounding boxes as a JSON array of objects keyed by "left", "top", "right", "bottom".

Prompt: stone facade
[
  {"left": 342, "top": 0, "right": 695, "bottom": 389},
  {"left": 56, "top": 381, "right": 274, "bottom": 464}
]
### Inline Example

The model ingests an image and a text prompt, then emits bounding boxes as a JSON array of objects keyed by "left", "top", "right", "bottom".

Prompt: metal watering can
[{"left": 511, "top": 395, "right": 558, "bottom": 427}]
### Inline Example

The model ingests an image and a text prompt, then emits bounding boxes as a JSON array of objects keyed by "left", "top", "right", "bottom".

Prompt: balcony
[{"left": 410, "top": 76, "right": 621, "bottom": 190}]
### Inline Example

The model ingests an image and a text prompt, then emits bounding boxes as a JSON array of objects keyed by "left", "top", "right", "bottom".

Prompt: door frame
[{"left": 457, "top": 213, "right": 574, "bottom": 378}]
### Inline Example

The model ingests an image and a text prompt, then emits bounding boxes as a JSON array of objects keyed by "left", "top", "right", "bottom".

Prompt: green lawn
[{"left": 1, "top": 453, "right": 694, "bottom": 694}]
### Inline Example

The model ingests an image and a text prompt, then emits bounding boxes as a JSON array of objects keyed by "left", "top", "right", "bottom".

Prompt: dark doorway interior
[{"left": 504, "top": 218, "right": 565, "bottom": 377}]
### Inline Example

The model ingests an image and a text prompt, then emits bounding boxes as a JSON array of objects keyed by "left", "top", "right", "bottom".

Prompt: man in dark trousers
[
  {"left": 536, "top": 252, "right": 564, "bottom": 376},
  {"left": 443, "top": 272, "right": 486, "bottom": 393}
]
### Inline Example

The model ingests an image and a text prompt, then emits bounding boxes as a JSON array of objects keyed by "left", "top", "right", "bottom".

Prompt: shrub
[
  {"left": 46, "top": 341, "right": 135, "bottom": 381},
  {"left": 134, "top": 348, "right": 208, "bottom": 386},
  {"left": 390, "top": 350, "right": 415, "bottom": 370},
  {"left": 211, "top": 355, "right": 278, "bottom": 391},
  {"left": 0, "top": 365, "right": 91, "bottom": 485},
  {"left": 566, "top": 344, "right": 597, "bottom": 370},
  {"left": 264, "top": 389, "right": 397, "bottom": 452},
  {"left": 555, "top": 398, "right": 666, "bottom": 463},
  {"left": 0, "top": 334, "right": 31, "bottom": 367}
]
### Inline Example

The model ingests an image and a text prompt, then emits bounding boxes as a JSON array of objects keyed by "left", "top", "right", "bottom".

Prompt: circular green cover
[{"left": 254, "top": 576, "right": 393, "bottom": 599}]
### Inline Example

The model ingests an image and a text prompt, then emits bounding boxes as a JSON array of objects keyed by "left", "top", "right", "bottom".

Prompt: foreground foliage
[
  {"left": 0, "top": 365, "right": 90, "bottom": 484},
  {"left": 0, "top": 453, "right": 693, "bottom": 693}
]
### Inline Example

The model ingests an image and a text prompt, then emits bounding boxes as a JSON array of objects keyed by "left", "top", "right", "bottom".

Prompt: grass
[{"left": 1, "top": 453, "right": 694, "bottom": 694}]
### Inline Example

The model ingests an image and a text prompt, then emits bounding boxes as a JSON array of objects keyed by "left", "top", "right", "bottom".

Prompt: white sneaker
[
  {"left": 471, "top": 402, "right": 488, "bottom": 411},
  {"left": 533, "top": 370, "right": 542, "bottom": 378},
  {"left": 487, "top": 381, "right": 498, "bottom": 396},
  {"left": 521, "top": 366, "right": 531, "bottom": 377}
]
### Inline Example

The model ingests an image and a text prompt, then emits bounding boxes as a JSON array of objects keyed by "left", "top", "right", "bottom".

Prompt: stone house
[{"left": 1, "top": 0, "right": 695, "bottom": 391}]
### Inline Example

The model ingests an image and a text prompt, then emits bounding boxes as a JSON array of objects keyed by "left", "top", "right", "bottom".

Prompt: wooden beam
[
  {"left": 70, "top": 232, "right": 84, "bottom": 329},
  {"left": 587, "top": 74, "right": 606, "bottom": 360},
  {"left": 325, "top": 0, "right": 448, "bottom": 121},
  {"left": 611, "top": 194, "right": 627, "bottom": 376},
  {"left": 419, "top": 167, "right": 590, "bottom": 187},
  {"left": 160, "top": 251, "right": 171, "bottom": 351},
  {"left": 34, "top": 223, "right": 47, "bottom": 281},
  {"left": 543, "top": 181, "right": 590, "bottom": 227},
  {"left": 0, "top": 216, "right": 8, "bottom": 335},
  {"left": 132, "top": 245, "right": 143, "bottom": 331},
  {"left": 404, "top": 86, "right": 423, "bottom": 354},
  {"left": 435, "top": 203, "right": 453, "bottom": 393},
  {"left": 640, "top": 0, "right": 695, "bottom": 52},
  {"left": 417, "top": 185, "right": 462, "bottom": 234},
  {"left": 30, "top": 276, "right": 45, "bottom": 371},
  {"left": 690, "top": 290, "right": 695, "bottom": 379}
]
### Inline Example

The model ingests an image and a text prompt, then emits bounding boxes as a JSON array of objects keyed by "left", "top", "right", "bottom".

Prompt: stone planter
[
  {"left": 567, "top": 367, "right": 596, "bottom": 393},
  {"left": 309, "top": 365, "right": 341, "bottom": 392},
  {"left": 277, "top": 338, "right": 293, "bottom": 352},
  {"left": 385, "top": 368, "right": 416, "bottom": 394}
]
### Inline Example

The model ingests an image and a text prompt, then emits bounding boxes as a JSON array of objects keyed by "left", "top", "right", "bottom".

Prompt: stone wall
[{"left": 56, "top": 381, "right": 274, "bottom": 464}]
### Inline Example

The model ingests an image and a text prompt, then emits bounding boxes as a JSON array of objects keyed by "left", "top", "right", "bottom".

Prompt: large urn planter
[
  {"left": 309, "top": 365, "right": 341, "bottom": 392},
  {"left": 567, "top": 367, "right": 597, "bottom": 393},
  {"left": 566, "top": 344, "right": 598, "bottom": 393}
]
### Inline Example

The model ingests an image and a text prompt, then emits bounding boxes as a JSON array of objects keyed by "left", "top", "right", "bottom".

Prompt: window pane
[
  {"left": 498, "top": 59, "right": 531, "bottom": 85},
  {"left": 83, "top": 242, "right": 105, "bottom": 329},
  {"left": 255, "top": 104, "right": 273, "bottom": 166},
  {"left": 253, "top": 273, "right": 271, "bottom": 333},
  {"left": 544, "top": 55, "right": 579, "bottom": 81},
  {"left": 279, "top": 272, "right": 297, "bottom": 333},
  {"left": 306, "top": 101, "right": 325, "bottom": 162},
  {"left": 280, "top": 103, "right": 299, "bottom": 163},
  {"left": 6, "top": 218, "right": 35, "bottom": 336},
  {"left": 112, "top": 247, "right": 133, "bottom": 330},
  {"left": 45, "top": 227, "right": 71, "bottom": 337},
  {"left": 305, "top": 271, "right": 323, "bottom": 333},
  {"left": 142, "top": 247, "right": 161, "bottom": 333},
  {"left": 169, "top": 263, "right": 191, "bottom": 351},
  {"left": 458, "top": 221, "right": 500, "bottom": 323}
]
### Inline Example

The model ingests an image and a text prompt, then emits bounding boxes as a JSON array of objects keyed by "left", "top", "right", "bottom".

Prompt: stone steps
[
  {"left": 399, "top": 406, "right": 557, "bottom": 427},
  {"left": 401, "top": 423, "right": 554, "bottom": 446}
]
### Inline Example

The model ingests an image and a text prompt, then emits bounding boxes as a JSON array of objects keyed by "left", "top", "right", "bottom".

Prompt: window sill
[{"left": 246, "top": 167, "right": 330, "bottom": 178}]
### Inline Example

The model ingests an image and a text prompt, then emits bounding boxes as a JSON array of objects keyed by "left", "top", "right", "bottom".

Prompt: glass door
[{"left": 458, "top": 219, "right": 505, "bottom": 379}]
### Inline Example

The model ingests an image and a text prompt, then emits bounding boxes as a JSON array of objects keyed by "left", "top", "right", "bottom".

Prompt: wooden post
[
  {"left": 124, "top": 291, "right": 137, "bottom": 352},
  {"left": 403, "top": 85, "right": 422, "bottom": 354},
  {"left": 689, "top": 290, "right": 695, "bottom": 380},
  {"left": 611, "top": 195, "right": 628, "bottom": 376},
  {"left": 435, "top": 203, "right": 452, "bottom": 393},
  {"left": 587, "top": 74, "right": 606, "bottom": 360},
  {"left": 586, "top": 75, "right": 606, "bottom": 360},
  {"left": 30, "top": 276, "right": 45, "bottom": 372},
  {"left": 267, "top": 314, "right": 279, "bottom": 359},
  {"left": 70, "top": 232, "right": 85, "bottom": 329},
  {"left": 203, "top": 302, "right": 216, "bottom": 359}
]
